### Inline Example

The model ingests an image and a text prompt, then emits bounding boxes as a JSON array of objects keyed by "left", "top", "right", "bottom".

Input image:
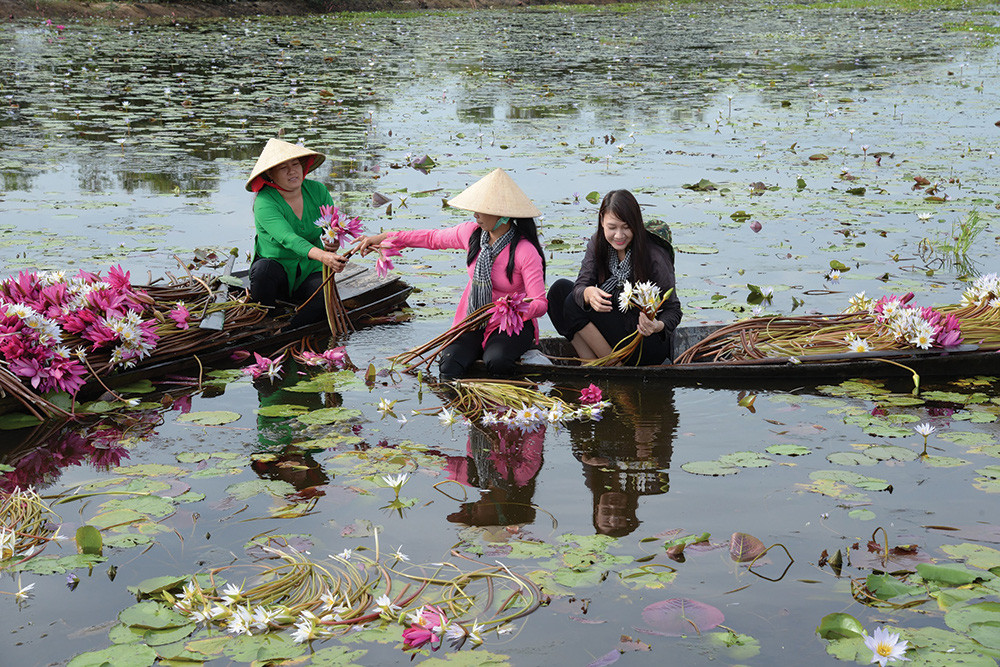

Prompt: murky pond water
[{"left": 3, "top": 3, "right": 1000, "bottom": 666}]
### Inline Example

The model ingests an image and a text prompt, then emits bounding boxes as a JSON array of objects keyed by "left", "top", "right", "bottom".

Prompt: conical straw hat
[
  {"left": 447, "top": 168, "right": 541, "bottom": 218},
  {"left": 245, "top": 138, "right": 326, "bottom": 192}
]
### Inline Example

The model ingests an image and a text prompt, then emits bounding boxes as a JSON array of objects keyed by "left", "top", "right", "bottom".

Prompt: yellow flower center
[{"left": 877, "top": 641, "right": 893, "bottom": 657}]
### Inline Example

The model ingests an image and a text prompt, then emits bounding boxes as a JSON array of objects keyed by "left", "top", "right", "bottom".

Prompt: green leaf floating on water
[
  {"left": 307, "top": 646, "right": 369, "bottom": 666},
  {"left": 224, "top": 479, "right": 295, "bottom": 501},
  {"left": 222, "top": 633, "right": 307, "bottom": 663},
  {"left": 766, "top": 444, "right": 810, "bottom": 456},
  {"left": 8, "top": 553, "right": 105, "bottom": 575},
  {"left": 66, "top": 644, "right": 158, "bottom": 667},
  {"left": 827, "top": 451, "right": 878, "bottom": 466},
  {"left": 176, "top": 410, "right": 241, "bottom": 426},
  {"left": 256, "top": 403, "right": 311, "bottom": 417},
  {"left": 941, "top": 544, "right": 1000, "bottom": 571},
  {"left": 918, "top": 563, "right": 991, "bottom": 586},
  {"left": 816, "top": 612, "right": 864, "bottom": 639},
  {"left": 585, "top": 190, "right": 600, "bottom": 204},
  {"left": 297, "top": 407, "right": 364, "bottom": 425},
  {"left": 76, "top": 525, "right": 103, "bottom": 555},
  {"left": 705, "top": 630, "right": 761, "bottom": 660},
  {"left": 718, "top": 451, "right": 772, "bottom": 468},
  {"left": 809, "top": 470, "right": 891, "bottom": 491},
  {"left": 118, "top": 601, "right": 190, "bottom": 630},
  {"left": 681, "top": 461, "right": 739, "bottom": 476},
  {"left": 418, "top": 650, "right": 512, "bottom": 666}
]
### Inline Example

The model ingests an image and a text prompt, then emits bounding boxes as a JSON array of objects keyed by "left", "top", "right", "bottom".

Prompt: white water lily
[
  {"left": 848, "top": 337, "right": 871, "bottom": 353},
  {"left": 220, "top": 582, "right": 243, "bottom": 606},
  {"left": 391, "top": 545, "right": 410, "bottom": 562},
  {"left": 382, "top": 472, "right": 410, "bottom": 491},
  {"left": 333, "top": 548, "right": 352, "bottom": 561},
  {"left": 0, "top": 526, "right": 16, "bottom": 559},
  {"left": 377, "top": 397, "right": 397, "bottom": 415},
  {"left": 375, "top": 594, "right": 401, "bottom": 617},
  {"left": 15, "top": 579, "right": 34, "bottom": 602},
  {"left": 438, "top": 407, "right": 459, "bottom": 425},
  {"left": 863, "top": 626, "right": 910, "bottom": 666},
  {"left": 914, "top": 423, "right": 935, "bottom": 437}
]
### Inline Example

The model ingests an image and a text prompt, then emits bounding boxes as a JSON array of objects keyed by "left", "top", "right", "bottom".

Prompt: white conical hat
[
  {"left": 245, "top": 138, "right": 326, "bottom": 192},
  {"left": 447, "top": 168, "right": 541, "bottom": 218}
]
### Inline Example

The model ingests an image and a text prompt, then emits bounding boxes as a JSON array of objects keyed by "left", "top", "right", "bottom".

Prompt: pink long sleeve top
[{"left": 388, "top": 221, "right": 548, "bottom": 341}]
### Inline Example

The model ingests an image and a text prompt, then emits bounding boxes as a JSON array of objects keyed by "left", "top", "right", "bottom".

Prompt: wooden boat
[
  {"left": 0, "top": 264, "right": 411, "bottom": 417},
  {"left": 491, "top": 324, "right": 996, "bottom": 384}
]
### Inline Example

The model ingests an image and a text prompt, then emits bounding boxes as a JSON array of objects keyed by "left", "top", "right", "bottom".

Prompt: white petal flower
[
  {"left": 863, "top": 626, "right": 910, "bottom": 666},
  {"left": 392, "top": 546, "right": 410, "bottom": 562},
  {"left": 914, "top": 423, "right": 936, "bottom": 437},
  {"left": 382, "top": 473, "right": 409, "bottom": 491}
]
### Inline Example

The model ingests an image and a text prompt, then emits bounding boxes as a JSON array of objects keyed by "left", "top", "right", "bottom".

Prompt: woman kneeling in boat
[
  {"left": 547, "top": 189, "right": 681, "bottom": 365},
  {"left": 246, "top": 139, "right": 348, "bottom": 328},
  {"left": 355, "top": 169, "right": 547, "bottom": 380}
]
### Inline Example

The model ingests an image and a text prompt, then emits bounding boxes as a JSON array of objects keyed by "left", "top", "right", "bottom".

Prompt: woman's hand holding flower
[
  {"left": 355, "top": 232, "right": 389, "bottom": 257},
  {"left": 637, "top": 310, "right": 664, "bottom": 337}
]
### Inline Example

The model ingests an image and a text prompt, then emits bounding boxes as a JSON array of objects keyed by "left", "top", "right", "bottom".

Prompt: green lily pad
[
  {"left": 297, "top": 407, "right": 364, "bottom": 425},
  {"left": 176, "top": 410, "right": 241, "bottom": 426},
  {"left": 681, "top": 461, "right": 739, "bottom": 476},
  {"left": 941, "top": 544, "right": 1000, "bottom": 571},
  {"left": 256, "top": 403, "right": 311, "bottom": 417},
  {"left": 827, "top": 451, "right": 878, "bottom": 466},
  {"left": 765, "top": 444, "right": 811, "bottom": 456},
  {"left": 919, "top": 563, "right": 990, "bottom": 587},
  {"left": 719, "top": 451, "right": 772, "bottom": 468},
  {"left": 816, "top": 612, "right": 865, "bottom": 640},
  {"left": 308, "top": 647, "right": 369, "bottom": 666},
  {"left": 67, "top": 644, "right": 158, "bottom": 667},
  {"left": 849, "top": 508, "right": 876, "bottom": 521},
  {"left": 946, "top": 601, "right": 1000, "bottom": 633},
  {"left": 119, "top": 601, "right": 190, "bottom": 630},
  {"left": 222, "top": 633, "right": 307, "bottom": 662},
  {"left": 224, "top": 479, "right": 295, "bottom": 501}
]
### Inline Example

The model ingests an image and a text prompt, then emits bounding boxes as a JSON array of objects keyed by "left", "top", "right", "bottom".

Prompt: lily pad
[
  {"left": 766, "top": 444, "right": 810, "bottom": 456},
  {"left": 176, "top": 410, "right": 241, "bottom": 426},
  {"left": 67, "top": 644, "right": 158, "bottom": 667},
  {"left": 681, "top": 461, "right": 739, "bottom": 476}
]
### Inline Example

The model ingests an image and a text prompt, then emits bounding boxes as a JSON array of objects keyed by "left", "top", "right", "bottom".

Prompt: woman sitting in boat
[
  {"left": 547, "top": 189, "right": 681, "bottom": 365},
  {"left": 246, "top": 138, "right": 348, "bottom": 328},
  {"left": 355, "top": 169, "right": 547, "bottom": 380}
]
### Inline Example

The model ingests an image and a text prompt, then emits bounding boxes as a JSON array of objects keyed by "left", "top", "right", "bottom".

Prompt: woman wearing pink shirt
[{"left": 356, "top": 169, "right": 546, "bottom": 379}]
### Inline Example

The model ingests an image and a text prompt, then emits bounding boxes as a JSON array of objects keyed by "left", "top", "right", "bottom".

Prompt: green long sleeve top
[{"left": 252, "top": 179, "right": 334, "bottom": 293}]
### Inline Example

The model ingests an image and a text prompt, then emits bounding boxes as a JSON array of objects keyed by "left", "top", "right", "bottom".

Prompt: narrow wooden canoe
[
  {"left": 0, "top": 265, "right": 411, "bottom": 416},
  {"left": 499, "top": 324, "right": 996, "bottom": 384}
]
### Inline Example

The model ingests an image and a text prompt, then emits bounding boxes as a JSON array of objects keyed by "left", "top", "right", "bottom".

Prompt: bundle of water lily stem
[
  {"left": 163, "top": 534, "right": 541, "bottom": 651},
  {"left": 676, "top": 275, "right": 1000, "bottom": 365},
  {"left": 0, "top": 264, "right": 268, "bottom": 419}
]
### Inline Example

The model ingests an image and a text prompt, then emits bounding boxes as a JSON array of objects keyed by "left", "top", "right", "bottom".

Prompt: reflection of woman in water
[
  {"left": 569, "top": 383, "right": 677, "bottom": 536},
  {"left": 444, "top": 422, "right": 545, "bottom": 527},
  {"left": 251, "top": 374, "right": 331, "bottom": 493}
]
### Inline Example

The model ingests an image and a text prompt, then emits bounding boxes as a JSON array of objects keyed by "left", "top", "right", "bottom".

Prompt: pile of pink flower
[
  {"left": 869, "top": 292, "right": 963, "bottom": 349},
  {"left": 0, "top": 266, "right": 160, "bottom": 396}
]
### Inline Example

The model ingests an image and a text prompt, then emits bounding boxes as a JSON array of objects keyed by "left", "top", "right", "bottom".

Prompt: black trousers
[
  {"left": 438, "top": 320, "right": 536, "bottom": 380},
  {"left": 249, "top": 258, "right": 326, "bottom": 328},
  {"left": 546, "top": 278, "right": 672, "bottom": 365}
]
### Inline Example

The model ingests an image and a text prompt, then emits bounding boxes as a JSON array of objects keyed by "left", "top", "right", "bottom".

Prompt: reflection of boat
[
  {"left": 487, "top": 324, "right": 995, "bottom": 383},
  {"left": 0, "top": 264, "right": 411, "bottom": 417}
]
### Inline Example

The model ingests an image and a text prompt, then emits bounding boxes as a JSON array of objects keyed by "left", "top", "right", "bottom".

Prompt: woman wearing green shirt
[{"left": 245, "top": 139, "right": 347, "bottom": 327}]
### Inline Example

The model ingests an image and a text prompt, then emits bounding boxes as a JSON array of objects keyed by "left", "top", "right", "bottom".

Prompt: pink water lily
[
  {"left": 402, "top": 605, "right": 448, "bottom": 651},
  {"left": 317, "top": 205, "right": 364, "bottom": 248},
  {"left": 579, "top": 383, "right": 602, "bottom": 405},
  {"left": 375, "top": 240, "right": 402, "bottom": 279},
  {"left": 483, "top": 292, "right": 528, "bottom": 343},
  {"left": 244, "top": 352, "right": 285, "bottom": 382},
  {"left": 299, "top": 346, "right": 348, "bottom": 369},
  {"left": 169, "top": 303, "right": 191, "bottom": 330}
]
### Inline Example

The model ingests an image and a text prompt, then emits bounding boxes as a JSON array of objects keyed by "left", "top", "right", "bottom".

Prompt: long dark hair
[
  {"left": 593, "top": 189, "right": 652, "bottom": 286},
  {"left": 466, "top": 218, "right": 547, "bottom": 281}
]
